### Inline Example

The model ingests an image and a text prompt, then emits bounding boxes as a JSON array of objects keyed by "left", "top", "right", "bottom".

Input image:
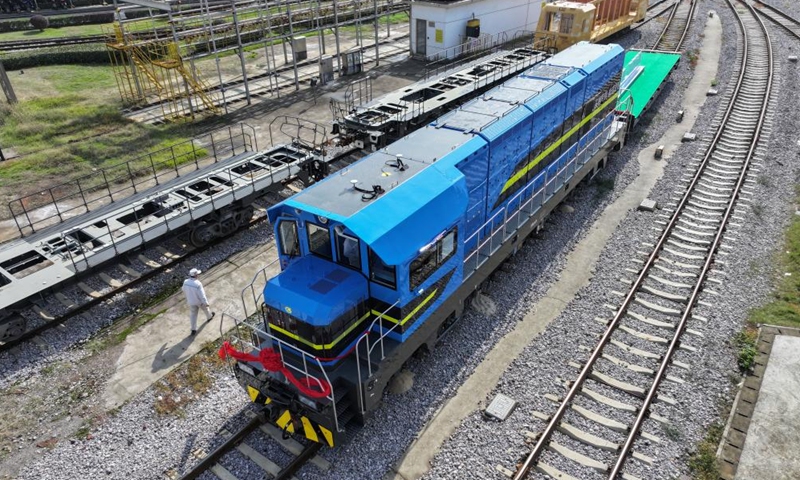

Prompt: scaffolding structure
[{"left": 105, "top": 0, "right": 409, "bottom": 122}]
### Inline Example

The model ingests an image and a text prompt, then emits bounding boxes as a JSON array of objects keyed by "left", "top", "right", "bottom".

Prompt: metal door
[{"left": 416, "top": 18, "right": 427, "bottom": 56}]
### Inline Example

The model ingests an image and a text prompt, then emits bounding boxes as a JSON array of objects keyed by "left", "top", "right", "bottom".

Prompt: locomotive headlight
[
  {"left": 238, "top": 363, "right": 255, "bottom": 377},
  {"left": 299, "top": 396, "right": 317, "bottom": 410}
]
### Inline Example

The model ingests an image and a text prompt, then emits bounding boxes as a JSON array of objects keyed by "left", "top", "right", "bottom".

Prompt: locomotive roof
[
  {"left": 289, "top": 126, "right": 472, "bottom": 219},
  {"left": 276, "top": 41, "right": 622, "bottom": 265},
  {"left": 543, "top": 42, "right": 620, "bottom": 70}
]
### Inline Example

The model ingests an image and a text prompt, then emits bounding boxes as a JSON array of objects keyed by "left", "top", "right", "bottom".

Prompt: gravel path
[{"left": 10, "top": 1, "right": 800, "bottom": 478}]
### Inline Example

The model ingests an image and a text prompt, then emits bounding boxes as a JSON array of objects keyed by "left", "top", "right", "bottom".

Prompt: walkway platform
[
  {"left": 720, "top": 325, "right": 800, "bottom": 480},
  {"left": 617, "top": 49, "right": 681, "bottom": 122}
]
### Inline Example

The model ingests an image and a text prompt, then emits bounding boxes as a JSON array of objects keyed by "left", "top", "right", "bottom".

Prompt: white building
[{"left": 410, "top": 0, "right": 544, "bottom": 59}]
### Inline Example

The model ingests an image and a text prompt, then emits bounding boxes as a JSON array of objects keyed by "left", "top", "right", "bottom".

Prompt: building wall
[{"left": 410, "top": 0, "right": 543, "bottom": 59}]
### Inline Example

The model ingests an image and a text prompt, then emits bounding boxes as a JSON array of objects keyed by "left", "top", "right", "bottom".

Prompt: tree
[{"left": 30, "top": 15, "right": 49, "bottom": 32}]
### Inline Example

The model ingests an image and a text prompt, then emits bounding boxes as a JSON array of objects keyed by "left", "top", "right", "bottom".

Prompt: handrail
[
  {"left": 354, "top": 298, "right": 401, "bottom": 414},
  {"left": 223, "top": 312, "right": 342, "bottom": 433},
  {"left": 240, "top": 258, "right": 280, "bottom": 320},
  {"left": 8, "top": 123, "right": 257, "bottom": 238},
  {"left": 462, "top": 115, "right": 619, "bottom": 275}
]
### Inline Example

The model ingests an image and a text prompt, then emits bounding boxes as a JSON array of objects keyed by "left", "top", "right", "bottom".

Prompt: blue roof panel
[{"left": 345, "top": 159, "right": 469, "bottom": 265}]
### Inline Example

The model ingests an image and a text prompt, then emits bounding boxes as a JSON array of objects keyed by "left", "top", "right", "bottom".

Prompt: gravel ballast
[{"left": 11, "top": 1, "right": 800, "bottom": 478}]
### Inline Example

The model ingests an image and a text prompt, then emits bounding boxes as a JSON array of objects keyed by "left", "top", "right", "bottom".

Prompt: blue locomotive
[{"left": 224, "top": 41, "right": 628, "bottom": 447}]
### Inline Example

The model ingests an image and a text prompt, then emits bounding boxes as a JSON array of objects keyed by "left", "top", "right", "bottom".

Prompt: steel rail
[
  {"left": 609, "top": 0, "right": 773, "bottom": 475},
  {"left": 631, "top": 0, "right": 680, "bottom": 32},
  {"left": 178, "top": 414, "right": 264, "bottom": 480},
  {"left": 513, "top": 0, "right": 771, "bottom": 477},
  {"left": 0, "top": 145, "right": 362, "bottom": 353},
  {"left": 652, "top": 0, "right": 696, "bottom": 51},
  {"left": 753, "top": 0, "right": 800, "bottom": 40}
]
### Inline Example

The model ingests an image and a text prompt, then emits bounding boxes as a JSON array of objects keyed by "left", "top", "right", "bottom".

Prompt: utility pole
[{"left": 0, "top": 60, "right": 17, "bottom": 104}]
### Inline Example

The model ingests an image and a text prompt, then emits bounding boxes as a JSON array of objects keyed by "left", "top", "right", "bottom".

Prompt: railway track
[
  {"left": 631, "top": 0, "right": 680, "bottom": 32},
  {"left": 651, "top": 0, "right": 696, "bottom": 51},
  {"left": 173, "top": 410, "right": 330, "bottom": 480},
  {"left": 0, "top": 0, "right": 408, "bottom": 53},
  {"left": 510, "top": 0, "right": 773, "bottom": 478},
  {"left": 753, "top": 0, "right": 800, "bottom": 40},
  {"left": 0, "top": 144, "right": 365, "bottom": 355}
]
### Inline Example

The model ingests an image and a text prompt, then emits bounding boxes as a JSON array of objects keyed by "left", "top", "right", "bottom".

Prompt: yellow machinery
[
  {"left": 106, "top": 23, "right": 220, "bottom": 121},
  {"left": 535, "top": 0, "right": 648, "bottom": 52}
]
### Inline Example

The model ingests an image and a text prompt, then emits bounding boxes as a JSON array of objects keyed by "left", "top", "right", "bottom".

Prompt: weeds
[
  {"left": 594, "top": 177, "right": 615, "bottom": 196},
  {"left": 746, "top": 197, "right": 800, "bottom": 328},
  {"left": 751, "top": 203, "right": 764, "bottom": 219},
  {"left": 86, "top": 310, "right": 165, "bottom": 355},
  {"left": 688, "top": 422, "right": 724, "bottom": 480},
  {"left": 662, "top": 422, "right": 682, "bottom": 441},
  {"left": 686, "top": 49, "right": 700, "bottom": 68},
  {"left": 153, "top": 346, "right": 224, "bottom": 416},
  {"left": 734, "top": 328, "right": 758, "bottom": 372}
]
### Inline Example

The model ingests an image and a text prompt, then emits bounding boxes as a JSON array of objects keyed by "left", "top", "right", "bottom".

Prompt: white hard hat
[{"left": 189, "top": 268, "right": 202, "bottom": 277}]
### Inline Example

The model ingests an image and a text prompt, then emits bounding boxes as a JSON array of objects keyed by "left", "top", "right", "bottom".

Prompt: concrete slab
[
  {"left": 103, "top": 246, "right": 280, "bottom": 409},
  {"left": 736, "top": 335, "right": 800, "bottom": 479},
  {"left": 387, "top": 12, "right": 722, "bottom": 479}
]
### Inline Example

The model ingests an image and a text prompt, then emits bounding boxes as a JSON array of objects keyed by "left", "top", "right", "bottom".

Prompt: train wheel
[
  {"left": 220, "top": 219, "right": 237, "bottom": 237},
  {"left": 190, "top": 223, "right": 216, "bottom": 247},
  {"left": 0, "top": 315, "right": 27, "bottom": 342},
  {"left": 234, "top": 206, "right": 255, "bottom": 228}
]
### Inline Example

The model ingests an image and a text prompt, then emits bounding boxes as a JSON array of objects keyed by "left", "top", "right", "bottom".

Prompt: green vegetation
[
  {"left": 0, "top": 23, "right": 109, "bottom": 40},
  {"left": 661, "top": 422, "right": 682, "bottom": 441},
  {"left": 688, "top": 422, "right": 724, "bottom": 480},
  {"left": 746, "top": 194, "right": 800, "bottom": 328},
  {"left": 0, "top": 64, "right": 200, "bottom": 204},
  {"left": 86, "top": 311, "right": 165, "bottom": 355},
  {"left": 593, "top": 177, "right": 615, "bottom": 196},
  {"left": 734, "top": 328, "right": 758, "bottom": 372},
  {"left": 686, "top": 49, "right": 699, "bottom": 68},
  {"left": 154, "top": 341, "right": 225, "bottom": 416}
]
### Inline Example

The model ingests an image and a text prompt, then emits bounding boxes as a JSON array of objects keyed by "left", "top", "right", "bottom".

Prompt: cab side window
[
  {"left": 369, "top": 249, "right": 397, "bottom": 289},
  {"left": 410, "top": 228, "right": 457, "bottom": 291},
  {"left": 278, "top": 220, "right": 300, "bottom": 257},
  {"left": 336, "top": 231, "right": 361, "bottom": 270},
  {"left": 307, "top": 223, "right": 332, "bottom": 259}
]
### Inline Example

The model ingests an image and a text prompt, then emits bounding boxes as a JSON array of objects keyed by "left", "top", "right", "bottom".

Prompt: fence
[{"left": 7, "top": 123, "right": 256, "bottom": 238}]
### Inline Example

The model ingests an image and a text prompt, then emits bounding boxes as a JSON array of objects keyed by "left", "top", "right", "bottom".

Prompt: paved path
[
  {"left": 387, "top": 11, "right": 723, "bottom": 480},
  {"left": 104, "top": 245, "right": 281, "bottom": 409},
  {"left": 736, "top": 334, "right": 800, "bottom": 480}
]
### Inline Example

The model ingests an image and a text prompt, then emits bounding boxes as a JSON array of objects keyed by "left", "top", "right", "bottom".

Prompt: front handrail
[
  {"left": 223, "top": 312, "right": 343, "bottom": 433},
  {"left": 241, "top": 258, "right": 281, "bottom": 320}
]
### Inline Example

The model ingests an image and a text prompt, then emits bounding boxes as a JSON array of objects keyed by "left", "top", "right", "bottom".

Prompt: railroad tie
[
  {"left": 137, "top": 254, "right": 161, "bottom": 269},
  {"left": 77, "top": 282, "right": 102, "bottom": 299},
  {"left": 118, "top": 264, "right": 142, "bottom": 279},
  {"left": 99, "top": 273, "right": 123, "bottom": 288},
  {"left": 54, "top": 293, "right": 76, "bottom": 309},
  {"left": 535, "top": 461, "right": 581, "bottom": 480}
]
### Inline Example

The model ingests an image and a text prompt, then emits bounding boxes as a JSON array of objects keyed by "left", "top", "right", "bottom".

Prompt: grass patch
[
  {"left": 661, "top": 422, "right": 682, "bottom": 441},
  {"left": 746, "top": 198, "right": 800, "bottom": 329},
  {"left": 0, "top": 64, "right": 200, "bottom": 206},
  {"left": 154, "top": 341, "right": 225, "bottom": 416},
  {"left": 733, "top": 327, "right": 758, "bottom": 372},
  {"left": 593, "top": 177, "right": 615, "bottom": 196},
  {"left": 688, "top": 422, "right": 724, "bottom": 479},
  {"left": 86, "top": 310, "right": 165, "bottom": 355},
  {"left": 0, "top": 23, "right": 110, "bottom": 41}
]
